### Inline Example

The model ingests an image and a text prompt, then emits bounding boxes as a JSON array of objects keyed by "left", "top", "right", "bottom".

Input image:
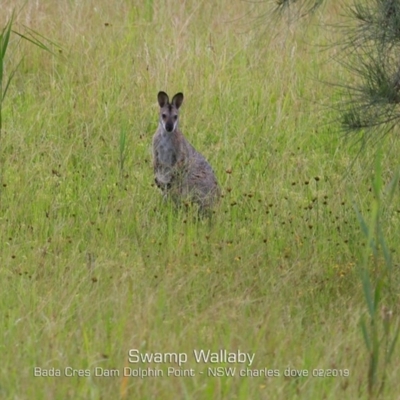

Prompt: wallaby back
[{"left": 152, "top": 91, "right": 220, "bottom": 211}]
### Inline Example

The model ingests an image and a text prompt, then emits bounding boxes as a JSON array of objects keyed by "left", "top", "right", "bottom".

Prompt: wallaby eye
[
  {"left": 162, "top": 113, "right": 167, "bottom": 119},
  {"left": 173, "top": 115, "right": 178, "bottom": 120}
]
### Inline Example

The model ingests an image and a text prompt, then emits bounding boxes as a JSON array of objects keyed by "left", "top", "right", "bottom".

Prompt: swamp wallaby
[{"left": 152, "top": 91, "right": 220, "bottom": 211}]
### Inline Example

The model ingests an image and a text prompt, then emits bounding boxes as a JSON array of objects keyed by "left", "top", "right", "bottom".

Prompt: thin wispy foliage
[
  {"left": 272, "top": 0, "right": 326, "bottom": 20},
  {"left": 267, "top": 0, "right": 400, "bottom": 143},
  {"left": 338, "top": 0, "right": 400, "bottom": 142}
]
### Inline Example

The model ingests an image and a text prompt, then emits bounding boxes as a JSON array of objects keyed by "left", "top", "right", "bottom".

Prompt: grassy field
[{"left": 1, "top": 0, "right": 400, "bottom": 399}]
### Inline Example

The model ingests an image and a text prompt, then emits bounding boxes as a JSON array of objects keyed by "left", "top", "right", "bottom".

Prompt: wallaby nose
[{"left": 165, "top": 122, "right": 174, "bottom": 132}]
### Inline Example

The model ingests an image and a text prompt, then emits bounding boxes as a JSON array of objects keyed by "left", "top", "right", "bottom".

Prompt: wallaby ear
[
  {"left": 158, "top": 91, "right": 169, "bottom": 108},
  {"left": 171, "top": 93, "right": 184, "bottom": 109}
]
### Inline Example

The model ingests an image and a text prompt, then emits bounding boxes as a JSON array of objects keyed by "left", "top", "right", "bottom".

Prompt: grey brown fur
[{"left": 152, "top": 91, "right": 220, "bottom": 211}]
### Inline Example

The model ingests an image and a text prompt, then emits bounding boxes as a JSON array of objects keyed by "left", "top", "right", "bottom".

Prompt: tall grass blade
[
  {"left": 119, "top": 127, "right": 127, "bottom": 174},
  {"left": 360, "top": 268, "right": 374, "bottom": 318},
  {"left": 386, "top": 322, "right": 400, "bottom": 364},
  {"left": 13, "top": 27, "right": 60, "bottom": 56},
  {"left": 372, "top": 148, "right": 383, "bottom": 196},
  {"left": 2, "top": 59, "right": 20, "bottom": 101},
  {"left": 377, "top": 225, "right": 392, "bottom": 273},
  {"left": 360, "top": 316, "right": 371, "bottom": 351},
  {"left": 385, "top": 167, "right": 400, "bottom": 201},
  {"left": 0, "top": 12, "right": 14, "bottom": 135},
  {"left": 0, "top": 13, "right": 13, "bottom": 61},
  {"left": 354, "top": 205, "right": 369, "bottom": 239},
  {"left": 373, "top": 279, "right": 382, "bottom": 314}
]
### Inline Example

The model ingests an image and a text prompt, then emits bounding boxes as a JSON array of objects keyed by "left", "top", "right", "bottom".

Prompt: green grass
[{"left": 1, "top": 1, "right": 400, "bottom": 399}]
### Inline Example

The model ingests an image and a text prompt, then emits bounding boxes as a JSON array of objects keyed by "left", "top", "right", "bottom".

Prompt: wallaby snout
[{"left": 165, "top": 120, "right": 175, "bottom": 133}]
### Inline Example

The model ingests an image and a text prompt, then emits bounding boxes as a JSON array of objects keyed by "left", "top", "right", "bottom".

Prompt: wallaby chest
[{"left": 154, "top": 132, "right": 180, "bottom": 166}]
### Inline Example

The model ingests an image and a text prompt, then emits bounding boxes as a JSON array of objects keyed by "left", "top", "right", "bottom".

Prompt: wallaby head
[{"left": 157, "top": 91, "right": 184, "bottom": 133}]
